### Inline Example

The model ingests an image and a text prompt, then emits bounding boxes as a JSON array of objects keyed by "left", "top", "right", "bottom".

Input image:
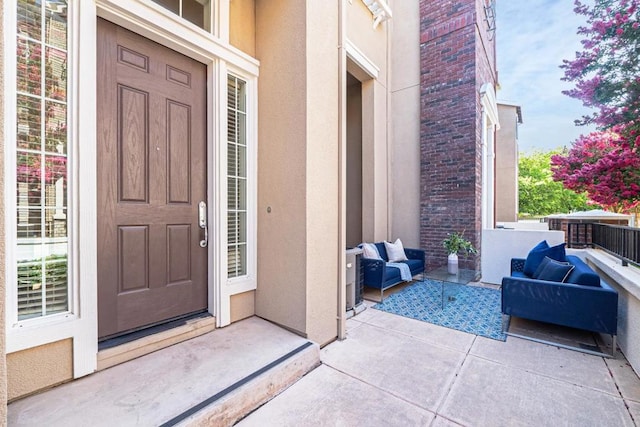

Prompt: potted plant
[{"left": 442, "top": 231, "right": 477, "bottom": 275}]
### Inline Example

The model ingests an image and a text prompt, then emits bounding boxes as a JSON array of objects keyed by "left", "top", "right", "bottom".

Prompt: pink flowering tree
[
  {"left": 550, "top": 128, "right": 640, "bottom": 213},
  {"left": 561, "top": 0, "right": 640, "bottom": 142}
]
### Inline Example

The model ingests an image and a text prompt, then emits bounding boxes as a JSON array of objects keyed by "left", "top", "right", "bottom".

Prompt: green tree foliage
[{"left": 519, "top": 150, "right": 597, "bottom": 216}]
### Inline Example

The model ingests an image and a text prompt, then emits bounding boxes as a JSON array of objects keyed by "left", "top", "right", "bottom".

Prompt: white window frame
[
  {"left": 5, "top": 0, "right": 98, "bottom": 378},
  {"left": 4, "top": 0, "right": 259, "bottom": 377},
  {"left": 218, "top": 66, "right": 258, "bottom": 327},
  {"left": 11, "top": 0, "right": 74, "bottom": 325}
]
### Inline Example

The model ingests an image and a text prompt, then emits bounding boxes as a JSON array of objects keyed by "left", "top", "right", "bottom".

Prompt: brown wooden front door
[{"left": 97, "top": 19, "right": 208, "bottom": 339}]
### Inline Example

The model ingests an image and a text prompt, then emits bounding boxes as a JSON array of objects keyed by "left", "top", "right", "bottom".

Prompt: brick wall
[{"left": 419, "top": 0, "right": 497, "bottom": 271}]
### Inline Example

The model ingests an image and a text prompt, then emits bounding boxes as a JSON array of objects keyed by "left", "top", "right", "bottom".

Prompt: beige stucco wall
[
  {"left": 255, "top": 0, "right": 339, "bottom": 346},
  {"left": 230, "top": 290, "right": 255, "bottom": 323},
  {"left": 389, "top": 0, "right": 420, "bottom": 248},
  {"left": 496, "top": 104, "right": 519, "bottom": 223},
  {"left": 229, "top": 0, "right": 256, "bottom": 57},
  {"left": 255, "top": 0, "right": 308, "bottom": 337},
  {"left": 0, "top": 2, "right": 7, "bottom": 420},
  {"left": 346, "top": 1, "right": 388, "bottom": 89},
  {"left": 7, "top": 339, "right": 73, "bottom": 402},
  {"left": 304, "top": 0, "right": 339, "bottom": 345}
]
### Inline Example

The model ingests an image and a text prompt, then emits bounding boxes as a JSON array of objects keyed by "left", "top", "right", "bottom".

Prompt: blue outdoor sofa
[
  {"left": 361, "top": 242, "right": 425, "bottom": 301},
  {"left": 502, "top": 254, "right": 618, "bottom": 356}
]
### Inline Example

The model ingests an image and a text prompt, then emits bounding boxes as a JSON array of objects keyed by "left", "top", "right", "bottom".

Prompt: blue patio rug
[{"left": 373, "top": 280, "right": 506, "bottom": 341}]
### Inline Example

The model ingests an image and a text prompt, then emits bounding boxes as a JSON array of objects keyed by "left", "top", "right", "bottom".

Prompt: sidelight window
[
  {"left": 15, "top": 0, "right": 70, "bottom": 320},
  {"left": 227, "top": 75, "right": 247, "bottom": 278}
]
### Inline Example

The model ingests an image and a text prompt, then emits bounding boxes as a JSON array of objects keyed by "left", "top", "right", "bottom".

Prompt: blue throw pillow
[
  {"left": 522, "top": 240, "right": 548, "bottom": 276},
  {"left": 523, "top": 241, "right": 567, "bottom": 277},
  {"left": 537, "top": 259, "right": 574, "bottom": 282},
  {"left": 533, "top": 256, "right": 571, "bottom": 279}
]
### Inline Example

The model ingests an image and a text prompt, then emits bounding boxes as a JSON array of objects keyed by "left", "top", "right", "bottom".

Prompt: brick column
[{"left": 419, "top": 0, "right": 496, "bottom": 272}]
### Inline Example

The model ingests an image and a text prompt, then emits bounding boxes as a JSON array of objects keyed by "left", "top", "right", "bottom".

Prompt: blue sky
[{"left": 496, "top": 1, "right": 597, "bottom": 153}]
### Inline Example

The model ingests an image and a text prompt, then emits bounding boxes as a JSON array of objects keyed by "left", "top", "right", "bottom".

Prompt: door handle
[{"left": 198, "top": 201, "right": 208, "bottom": 248}]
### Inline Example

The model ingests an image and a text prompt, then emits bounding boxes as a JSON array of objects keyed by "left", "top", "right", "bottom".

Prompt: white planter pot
[{"left": 447, "top": 253, "right": 459, "bottom": 275}]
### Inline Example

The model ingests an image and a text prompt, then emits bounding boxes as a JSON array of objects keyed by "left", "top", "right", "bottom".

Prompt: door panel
[
  {"left": 167, "top": 101, "right": 191, "bottom": 204},
  {"left": 97, "top": 19, "right": 208, "bottom": 339},
  {"left": 118, "top": 85, "right": 149, "bottom": 203}
]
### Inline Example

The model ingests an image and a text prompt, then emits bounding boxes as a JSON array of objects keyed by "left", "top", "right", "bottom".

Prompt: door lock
[{"left": 198, "top": 201, "right": 208, "bottom": 248}]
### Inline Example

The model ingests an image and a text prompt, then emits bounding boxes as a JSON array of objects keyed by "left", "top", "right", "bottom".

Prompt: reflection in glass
[
  {"left": 44, "top": 155, "right": 67, "bottom": 208},
  {"left": 16, "top": 0, "right": 69, "bottom": 320},
  {"left": 17, "top": 37, "right": 42, "bottom": 96},
  {"left": 45, "top": 208, "right": 67, "bottom": 238},
  {"left": 17, "top": 208, "right": 42, "bottom": 239},
  {"left": 45, "top": 101, "right": 67, "bottom": 153},
  {"left": 16, "top": 151, "right": 43, "bottom": 206},
  {"left": 17, "top": 257, "right": 43, "bottom": 320},
  {"left": 18, "top": 0, "right": 42, "bottom": 40},
  {"left": 46, "top": 48, "right": 67, "bottom": 101},
  {"left": 17, "top": 252, "right": 68, "bottom": 320},
  {"left": 46, "top": 1, "right": 68, "bottom": 49},
  {"left": 17, "top": 94, "right": 42, "bottom": 151},
  {"left": 45, "top": 255, "right": 68, "bottom": 315}
]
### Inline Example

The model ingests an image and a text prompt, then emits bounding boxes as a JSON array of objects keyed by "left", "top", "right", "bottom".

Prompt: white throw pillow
[
  {"left": 384, "top": 238, "right": 408, "bottom": 262},
  {"left": 361, "top": 243, "right": 382, "bottom": 260}
]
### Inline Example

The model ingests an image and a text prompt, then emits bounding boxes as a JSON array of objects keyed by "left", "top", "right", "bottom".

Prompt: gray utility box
[{"left": 345, "top": 248, "right": 364, "bottom": 311}]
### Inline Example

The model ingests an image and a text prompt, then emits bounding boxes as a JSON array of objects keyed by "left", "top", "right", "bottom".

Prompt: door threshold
[{"left": 97, "top": 314, "right": 216, "bottom": 370}]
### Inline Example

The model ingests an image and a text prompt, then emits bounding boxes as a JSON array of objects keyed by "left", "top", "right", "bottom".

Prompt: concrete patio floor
[
  {"left": 239, "top": 302, "right": 640, "bottom": 426},
  {"left": 8, "top": 297, "right": 640, "bottom": 426}
]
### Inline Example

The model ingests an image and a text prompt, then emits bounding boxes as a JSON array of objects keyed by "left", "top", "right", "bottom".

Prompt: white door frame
[{"left": 4, "top": 0, "right": 259, "bottom": 378}]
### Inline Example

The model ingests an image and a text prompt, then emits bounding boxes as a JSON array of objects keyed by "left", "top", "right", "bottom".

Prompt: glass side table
[{"left": 424, "top": 267, "right": 478, "bottom": 309}]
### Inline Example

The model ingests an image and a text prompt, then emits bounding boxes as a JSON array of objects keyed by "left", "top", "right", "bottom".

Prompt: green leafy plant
[
  {"left": 519, "top": 149, "right": 596, "bottom": 216},
  {"left": 442, "top": 232, "right": 477, "bottom": 256}
]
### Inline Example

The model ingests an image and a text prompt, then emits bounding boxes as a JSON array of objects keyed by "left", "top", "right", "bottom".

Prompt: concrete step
[
  {"left": 98, "top": 314, "right": 218, "bottom": 371},
  {"left": 8, "top": 317, "right": 320, "bottom": 426}
]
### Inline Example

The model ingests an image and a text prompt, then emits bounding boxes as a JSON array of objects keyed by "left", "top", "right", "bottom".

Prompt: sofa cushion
[
  {"left": 383, "top": 265, "right": 402, "bottom": 283},
  {"left": 533, "top": 256, "right": 571, "bottom": 279},
  {"left": 523, "top": 241, "right": 567, "bottom": 277},
  {"left": 384, "top": 238, "right": 408, "bottom": 262},
  {"left": 564, "top": 255, "right": 601, "bottom": 287},
  {"left": 537, "top": 259, "right": 575, "bottom": 282}
]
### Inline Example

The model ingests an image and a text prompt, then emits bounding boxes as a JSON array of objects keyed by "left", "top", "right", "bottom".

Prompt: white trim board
[{"left": 346, "top": 39, "right": 379, "bottom": 80}]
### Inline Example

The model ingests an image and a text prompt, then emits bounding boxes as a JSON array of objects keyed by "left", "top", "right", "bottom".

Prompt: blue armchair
[{"left": 361, "top": 242, "right": 425, "bottom": 301}]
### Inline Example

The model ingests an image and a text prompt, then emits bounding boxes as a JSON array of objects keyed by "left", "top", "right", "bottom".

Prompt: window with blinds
[
  {"left": 16, "top": 0, "right": 69, "bottom": 320},
  {"left": 227, "top": 75, "right": 247, "bottom": 278}
]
